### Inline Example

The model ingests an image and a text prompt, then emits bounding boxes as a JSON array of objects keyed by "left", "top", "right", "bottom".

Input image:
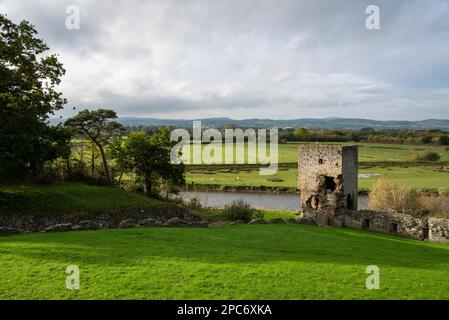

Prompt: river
[{"left": 179, "top": 191, "right": 370, "bottom": 210}]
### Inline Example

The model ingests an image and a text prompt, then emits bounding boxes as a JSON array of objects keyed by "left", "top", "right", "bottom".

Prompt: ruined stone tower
[{"left": 298, "top": 144, "right": 358, "bottom": 225}]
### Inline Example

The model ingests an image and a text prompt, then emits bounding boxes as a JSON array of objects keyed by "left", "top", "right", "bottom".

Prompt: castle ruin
[
  {"left": 297, "top": 144, "right": 449, "bottom": 244},
  {"left": 298, "top": 144, "right": 358, "bottom": 226}
]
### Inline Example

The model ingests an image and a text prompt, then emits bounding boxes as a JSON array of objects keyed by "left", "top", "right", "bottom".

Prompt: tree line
[{"left": 279, "top": 127, "right": 449, "bottom": 146}]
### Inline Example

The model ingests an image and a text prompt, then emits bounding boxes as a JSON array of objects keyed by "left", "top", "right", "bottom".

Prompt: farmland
[
  {"left": 67, "top": 140, "right": 449, "bottom": 192},
  {"left": 183, "top": 142, "right": 449, "bottom": 192},
  {"left": 181, "top": 142, "right": 449, "bottom": 164},
  {"left": 186, "top": 166, "right": 449, "bottom": 192}
]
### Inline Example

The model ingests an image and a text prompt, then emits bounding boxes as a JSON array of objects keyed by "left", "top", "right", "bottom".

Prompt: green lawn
[
  {"left": 187, "top": 166, "right": 449, "bottom": 192},
  {"left": 1, "top": 224, "right": 449, "bottom": 299},
  {"left": 181, "top": 142, "right": 449, "bottom": 164},
  {"left": 0, "top": 183, "right": 169, "bottom": 216},
  {"left": 192, "top": 209, "right": 298, "bottom": 221}
]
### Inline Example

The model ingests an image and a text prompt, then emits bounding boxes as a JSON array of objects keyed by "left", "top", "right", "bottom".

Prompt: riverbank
[
  {"left": 179, "top": 190, "right": 370, "bottom": 211},
  {"left": 184, "top": 183, "right": 298, "bottom": 193},
  {"left": 183, "top": 183, "right": 447, "bottom": 196},
  {"left": 186, "top": 165, "right": 449, "bottom": 195}
]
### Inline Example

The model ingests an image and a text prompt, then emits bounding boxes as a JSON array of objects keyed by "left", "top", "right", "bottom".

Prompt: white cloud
[{"left": 1, "top": 0, "right": 449, "bottom": 120}]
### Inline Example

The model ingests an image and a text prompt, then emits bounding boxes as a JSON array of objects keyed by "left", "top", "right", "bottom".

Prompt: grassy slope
[
  {"left": 1, "top": 224, "right": 449, "bottom": 299},
  {"left": 0, "top": 183, "right": 169, "bottom": 216}
]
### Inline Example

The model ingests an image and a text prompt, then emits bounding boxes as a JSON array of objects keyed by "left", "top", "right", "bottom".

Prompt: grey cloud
[{"left": 1, "top": 0, "right": 449, "bottom": 119}]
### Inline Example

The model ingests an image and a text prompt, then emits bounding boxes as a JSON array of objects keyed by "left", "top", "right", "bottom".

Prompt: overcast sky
[{"left": 1, "top": 0, "right": 449, "bottom": 120}]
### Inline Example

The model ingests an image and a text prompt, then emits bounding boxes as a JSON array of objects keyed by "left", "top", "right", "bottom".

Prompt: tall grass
[
  {"left": 223, "top": 199, "right": 255, "bottom": 222},
  {"left": 368, "top": 178, "right": 423, "bottom": 215},
  {"left": 368, "top": 178, "right": 448, "bottom": 217}
]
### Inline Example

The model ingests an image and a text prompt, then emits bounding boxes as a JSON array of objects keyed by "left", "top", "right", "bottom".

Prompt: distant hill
[{"left": 49, "top": 117, "right": 449, "bottom": 130}]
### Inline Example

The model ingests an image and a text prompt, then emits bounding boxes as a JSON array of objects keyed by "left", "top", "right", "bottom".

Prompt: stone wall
[
  {"left": 342, "top": 146, "right": 358, "bottom": 210},
  {"left": 303, "top": 209, "right": 449, "bottom": 244},
  {"left": 0, "top": 206, "right": 204, "bottom": 236},
  {"left": 296, "top": 143, "right": 449, "bottom": 245},
  {"left": 346, "top": 210, "right": 428, "bottom": 240},
  {"left": 428, "top": 217, "right": 449, "bottom": 244}
]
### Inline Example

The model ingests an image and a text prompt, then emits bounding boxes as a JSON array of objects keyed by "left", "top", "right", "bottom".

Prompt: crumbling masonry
[
  {"left": 298, "top": 143, "right": 449, "bottom": 244},
  {"left": 298, "top": 144, "right": 358, "bottom": 226}
]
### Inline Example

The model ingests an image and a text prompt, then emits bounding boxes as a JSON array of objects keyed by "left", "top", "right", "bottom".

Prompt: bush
[
  {"left": 32, "top": 161, "right": 67, "bottom": 184},
  {"left": 438, "top": 135, "right": 449, "bottom": 146},
  {"left": 419, "top": 196, "right": 448, "bottom": 218},
  {"left": 438, "top": 187, "right": 449, "bottom": 197},
  {"left": 185, "top": 196, "right": 203, "bottom": 210},
  {"left": 368, "top": 179, "right": 423, "bottom": 215},
  {"left": 368, "top": 179, "right": 449, "bottom": 217},
  {"left": 121, "top": 179, "right": 144, "bottom": 193},
  {"left": 223, "top": 199, "right": 254, "bottom": 222},
  {"left": 411, "top": 151, "right": 440, "bottom": 161},
  {"left": 66, "top": 160, "right": 89, "bottom": 182},
  {"left": 32, "top": 169, "right": 59, "bottom": 185},
  {"left": 420, "top": 136, "right": 433, "bottom": 144}
]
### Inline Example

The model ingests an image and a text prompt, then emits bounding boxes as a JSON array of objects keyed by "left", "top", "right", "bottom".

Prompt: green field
[
  {"left": 1, "top": 224, "right": 449, "bottom": 299},
  {"left": 181, "top": 142, "right": 449, "bottom": 191},
  {"left": 187, "top": 166, "right": 449, "bottom": 192},
  {"left": 71, "top": 140, "right": 449, "bottom": 191},
  {"left": 181, "top": 142, "right": 449, "bottom": 164},
  {"left": 0, "top": 180, "right": 448, "bottom": 300}
]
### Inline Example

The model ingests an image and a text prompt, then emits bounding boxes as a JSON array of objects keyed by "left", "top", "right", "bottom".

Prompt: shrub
[
  {"left": 32, "top": 161, "right": 67, "bottom": 184},
  {"left": 419, "top": 196, "right": 448, "bottom": 218},
  {"left": 66, "top": 160, "right": 89, "bottom": 182},
  {"left": 185, "top": 196, "right": 203, "bottom": 210},
  {"left": 251, "top": 210, "right": 264, "bottom": 219},
  {"left": 368, "top": 179, "right": 423, "bottom": 215},
  {"left": 223, "top": 199, "right": 254, "bottom": 222},
  {"left": 121, "top": 179, "right": 144, "bottom": 193},
  {"left": 421, "top": 136, "right": 433, "bottom": 144},
  {"left": 438, "top": 135, "right": 449, "bottom": 146},
  {"left": 32, "top": 169, "right": 59, "bottom": 185},
  {"left": 411, "top": 151, "right": 440, "bottom": 161},
  {"left": 369, "top": 179, "right": 449, "bottom": 217},
  {"left": 438, "top": 187, "right": 449, "bottom": 197}
]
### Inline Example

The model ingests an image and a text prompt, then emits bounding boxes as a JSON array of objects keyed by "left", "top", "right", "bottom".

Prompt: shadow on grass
[{"left": 1, "top": 224, "right": 449, "bottom": 271}]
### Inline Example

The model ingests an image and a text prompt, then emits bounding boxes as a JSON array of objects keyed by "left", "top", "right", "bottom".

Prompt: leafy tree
[
  {"left": 224, "top": 123, "right": 236, "bottom": 130},
  {"left": 111, "top": 128, "right": 185, "bottom": 197},
  {"left": 65, "top": 109, "right": 124, "bottom": 183},
  {"left": 150, "top": 127, "right": 186, "bottom": 195},
  {"left": 421, "top": 136, "right": 433, "bottom": 144},
  {"left": 439, "top": 135, "right": 449, "bottom": 146},
  {"left": 0, "top": 14, "right": 71, "bottom": 180},
  {"left": 345, "top": 131, "right": 361, "bottom": 142},
  {"left": 360, "top": 127, "right": 375, "bottom": 133},
  {"left": 294, "top": 128, "right": 310, "bottom": 139}
]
